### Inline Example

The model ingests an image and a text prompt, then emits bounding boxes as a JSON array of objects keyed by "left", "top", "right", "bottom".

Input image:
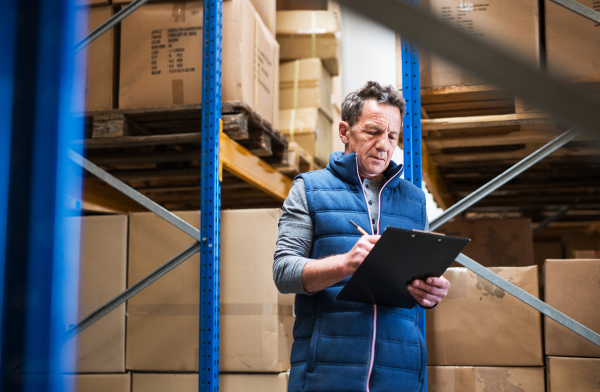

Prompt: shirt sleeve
[{"left": 273, "top": 178, "right": 314, "bottom": 295}]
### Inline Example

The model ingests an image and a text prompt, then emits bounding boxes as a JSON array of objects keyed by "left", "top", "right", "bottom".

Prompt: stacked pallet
[
  {"left": 275, "top": 0, "right": 341, "bottom": 170},
  {"left": 75, "top": 0, "right": 290, "bottom": 211}
]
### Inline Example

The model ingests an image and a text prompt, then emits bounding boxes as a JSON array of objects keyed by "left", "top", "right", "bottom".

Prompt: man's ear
[{"left": 339, "top": 121, "right": 350, "bottom": 145}]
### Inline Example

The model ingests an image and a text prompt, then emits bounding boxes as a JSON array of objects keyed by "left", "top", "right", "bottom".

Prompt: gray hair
[{"left": 341, "top": 81, "right": 406, "bottom": 129}]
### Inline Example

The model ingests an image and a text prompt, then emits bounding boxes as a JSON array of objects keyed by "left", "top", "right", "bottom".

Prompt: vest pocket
[{"left": 306, "top": 316, "right": 322, "bottom": 373}]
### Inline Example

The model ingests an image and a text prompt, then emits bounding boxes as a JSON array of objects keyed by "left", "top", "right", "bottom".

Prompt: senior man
[{"left": 273, "top": 81, "right": 450, "bottom": 392}]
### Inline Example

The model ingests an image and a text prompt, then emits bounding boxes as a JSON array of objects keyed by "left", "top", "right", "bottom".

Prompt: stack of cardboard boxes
[
  {"left": 417, "top": 0, "right": 540, "bottom": 90},
  {"left": 276, "top": 0, "right": 342, "bottom": 164},
  {"left": 126, "top": 209, "right": 293, "bottom": 391},
  {"left": 44, "top": 209, "right": 293, "bottom": 392},
  {"left": 79, "top": 0, "right": 280, "bottom": 131},
  {"left": 427, "top": 219, "right": 546, "bottom": 391},
  {"left": 543, "top": 259, "right": 600, "bottom": 391}
]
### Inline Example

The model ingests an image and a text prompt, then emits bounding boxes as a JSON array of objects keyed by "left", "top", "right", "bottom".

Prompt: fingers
[
  {"left": 424, "top": 276, "right": 451, "bottom": 289},
  {"left": 407, "top": 287, "right": 436, "bottom": 307},
  {"left": 407, "top": 285, "right": 442, "bottom": 303},
  {"left": 364, "top": 235, "right": 381, "bottom": 244},
  {"left": 409, "top": 279, "right": 448, "bottom": 298}
]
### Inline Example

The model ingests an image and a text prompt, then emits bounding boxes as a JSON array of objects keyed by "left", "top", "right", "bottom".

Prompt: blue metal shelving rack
[
  {"left": 199, "top": 0, "right": 223, "bottom": 390},
  {"left": 399, "top": 1, "right": 426, "bottom": 388}
]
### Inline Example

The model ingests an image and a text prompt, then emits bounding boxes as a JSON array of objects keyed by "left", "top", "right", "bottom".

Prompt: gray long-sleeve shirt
[{"left": 273, "top": 176, "right": 429, "bottom": 295}]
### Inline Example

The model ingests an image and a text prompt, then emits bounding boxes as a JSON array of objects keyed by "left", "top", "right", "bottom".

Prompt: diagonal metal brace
[
  {"left": 549, "top": 0, "right": 600, "bottom": 24},
  {"left": 74, "top": 0, "right": 150, "bottom": 54},
  {"left": 68, "top": 149, "right": 200, "bottom": 241},
  {"left": 455, "top": 253, "right": 600, "bottom": 347},
  {"left": 64, "top": 242, "right": 200, "bottom": 342}
]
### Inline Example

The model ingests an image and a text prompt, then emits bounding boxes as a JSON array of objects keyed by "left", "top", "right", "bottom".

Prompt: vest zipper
[{"left": 355, "top": 156, "right": 404, "bottom": 392}]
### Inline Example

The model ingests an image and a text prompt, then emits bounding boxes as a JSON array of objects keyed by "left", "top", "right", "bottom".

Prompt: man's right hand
[
  {"left": 343, "top": 235, "right": 381, "bottom": 275},
  {"left": 301, "top": 234, "right": 380, "bottom": 294}
]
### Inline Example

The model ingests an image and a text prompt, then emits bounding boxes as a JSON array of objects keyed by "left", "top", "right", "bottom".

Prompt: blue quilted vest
[{"left": 289, "top": 151, "right": 428, "bottom": 392}]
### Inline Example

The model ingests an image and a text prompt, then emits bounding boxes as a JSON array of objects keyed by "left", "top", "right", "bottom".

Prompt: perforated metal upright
[
  {"left": 199, "top": 0, "right": 223, "bottom": 391},
  {"left": 400, "top": 0, "right": 426, "bottom": 389}
]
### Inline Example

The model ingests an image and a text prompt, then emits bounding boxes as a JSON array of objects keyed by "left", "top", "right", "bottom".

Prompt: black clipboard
[{"left": 336, "top": 227, "right": 470, "bottom": 308}]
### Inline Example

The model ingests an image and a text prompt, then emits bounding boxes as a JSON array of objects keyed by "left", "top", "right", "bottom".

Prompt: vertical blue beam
[
  {"left": 401, "top": 0, "right": 426, "bottom": 390},
  {"left": 1, "top": 0, "right": 84, "bottom": 391},
  {"left": 199, "top": 1, "right": 222, "bottom": 391}
]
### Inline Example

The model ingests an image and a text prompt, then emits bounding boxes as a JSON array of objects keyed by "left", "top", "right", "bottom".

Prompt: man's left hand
[{"left": 407, "top": 276, "right": 450, "bottom": 308}]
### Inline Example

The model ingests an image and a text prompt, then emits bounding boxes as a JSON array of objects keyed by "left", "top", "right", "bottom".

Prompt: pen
[{"left": 349, "top": 220, "right": 368, "bottom": 236}]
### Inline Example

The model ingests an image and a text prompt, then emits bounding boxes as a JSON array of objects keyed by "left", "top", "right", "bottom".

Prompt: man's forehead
[{"left": 359, "top": 102, "right": 401, "bottom": 128}]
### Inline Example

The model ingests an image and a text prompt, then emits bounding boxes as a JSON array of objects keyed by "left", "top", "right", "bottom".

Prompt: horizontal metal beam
[
  {"left": 549, "top": 0, "right": 600, "bottom": 24},
  {"left": 74, "top": 0, "right": 150, "bottom": 54},
  {"left": 337, "top": 0, "right": 600, "bottom": 138},
  {"left": 220, "top": 133, "right": 292, "bottom": 201},
  {"left": 64, "top": 242, "right": 200, "bottom": 342},
  {"left": 68, "top": 149, "right": 200, "bottom": 241},
  {"left": 430, "top": 127, "right": 584, "bottom": 230},
  {"left": 455, "top": 253, "right": 600, "bottom": 347}
]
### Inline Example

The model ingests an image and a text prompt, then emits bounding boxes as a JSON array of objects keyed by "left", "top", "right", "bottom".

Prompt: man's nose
[{"left": 374, "top": 133, "right": 389, "bottom": 151}]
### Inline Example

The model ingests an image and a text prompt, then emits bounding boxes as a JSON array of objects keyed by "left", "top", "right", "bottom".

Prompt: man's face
[{"left": 339, "top": 100, "right": 401, "bottom": 180}]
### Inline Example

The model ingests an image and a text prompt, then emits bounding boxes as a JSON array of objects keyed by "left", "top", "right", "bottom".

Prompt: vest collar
[{"left": 327, "top": 151, "right": 404, "bottom": 188}]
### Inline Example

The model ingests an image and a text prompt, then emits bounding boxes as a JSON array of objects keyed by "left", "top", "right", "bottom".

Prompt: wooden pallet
[
  {"left": 274, "top": 142, "right": 324, "bottom": 178},
  {"left": 73, "top": 102, "right": 293, "bottom": 210},
  {"left": 82, "top": 101, "right": 289, "bottom": 166},
  {"left": 418, "top": 77, "right": 600, "bottom": 229}
]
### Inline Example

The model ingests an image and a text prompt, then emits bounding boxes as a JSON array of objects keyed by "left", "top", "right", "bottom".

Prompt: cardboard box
[
  {"left": 24, "top": 373, "right": 130, "bottom": 392},
  {"left": 63, "top": 215, "right": 127, "bottom": 373},
  {"left": 276, "top": 10, "right": 340, "bottom": 76},
  {"left": 279, "top": 107, "right": 332, "bottom": 163},
  {"left": 436, "top": 219, "right": 535, "bottom": 268},
  {"left": 546, "top": 357, "right": 600, "bottom": 392},
  {"left": 280, "top": 58, "right": 333, "bottom": 120},
  {"left": 533, "top": 241, "right": 563, "bottom": 282},
  {"left": 545, "top": 0, "right": 600, "bottom": 79},
  {"left": 428, "top": 366, "right": 545, "bottom": 392},
  {"left": 75, "top": 5, "right": 118, "bottom": 111},
  {"left": 418, "top": 0, "right": 540, "bottom": 88},
  {"left": 126, "top": 209, "right": 294, "bottom": 372},
  {"left": 426, "top": 266, "right": 543, "bottom": 366},
  {"left": 132, "top": 372, "right": 289, "bottom": 392},
  {"left": 544, "top": 259, "right": 600, "bottom": 357},
  {"left": 250, "top": 0, "right": 277, "bottom": 36},
  {"left": 120, "top": 0, "right": 279, "bottom": 128}
]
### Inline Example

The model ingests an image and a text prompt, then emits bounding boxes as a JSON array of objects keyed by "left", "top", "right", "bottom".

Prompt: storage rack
[{"left": 2, "top": 0, "right": 600, "bottom": 391}]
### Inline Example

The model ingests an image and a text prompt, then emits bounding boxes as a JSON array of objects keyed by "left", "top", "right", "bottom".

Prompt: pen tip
[{"left": 349, "top": 220, "right": 358, "bottom": 228}]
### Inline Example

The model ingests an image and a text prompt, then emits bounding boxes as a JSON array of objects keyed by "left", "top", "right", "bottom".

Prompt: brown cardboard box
[
  {"left": 544, "top": 259, "right": 600, "bottom": 357},
  {"left": 63, "top": 215, "right": 127, "bottom": 373},
  {"left": 428, "top": 366, "right": 545, "bottom": 392},
  {"left": 418, "top": 0, "right": 540, "bottom": 88},
  {"left": 126, "top": 209, "right": 294, "bottom": 372},
  {"left": 276, "top": 10, "right": 340, "bottom": 76},
  {"left": 546, "top": 357, "right": 600, "bottom": 392},
  {"left": 249, "top": 0, "right": 277, "bottom": 36},
  {"left": 75, "top": 5, "right": 117, "bottom": 111},
  {"left": 533, "top": 241, "right": 563, "bottom": 282},
  {"left": 279, "top": 107, "right": 332, "bottom": 163},
  {"left": 427, "top": 266, "right": 543, "bottom": 366},
  {"left": 545, "top": 0, "right": 600, "bottom": 79},
  {"left": 25, "top": 373, "right": 130, "bottom": 392},
  {"left": 280, "top": 58, "right": 333, "bottom": 120},
  {"left": 436, "top": 219, "right": 535, "bottom": 267},
  {"left": 120, "top": 0, "right": 279, "bottom": 128},
  {"left": 132, "top": 372, "right": 289, "bottom": 392}
]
